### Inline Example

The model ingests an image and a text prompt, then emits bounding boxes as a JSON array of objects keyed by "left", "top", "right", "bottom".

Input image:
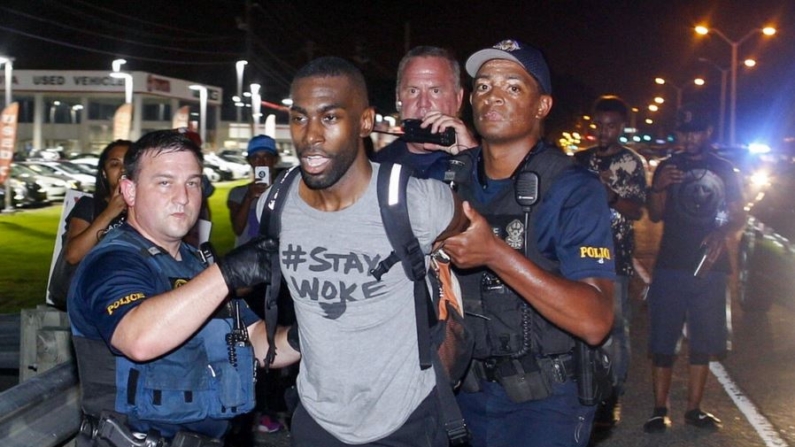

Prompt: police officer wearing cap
[
  {"left": 643, "top": 103, "right": 745, "bottom": 433},
  {"left": 442, "top": 40, "right": 616, "bottom": 447}
]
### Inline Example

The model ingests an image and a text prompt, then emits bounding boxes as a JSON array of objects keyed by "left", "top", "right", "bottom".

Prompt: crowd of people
[{"left": 61, "top": 37, "right": 744, "bottom": 447}]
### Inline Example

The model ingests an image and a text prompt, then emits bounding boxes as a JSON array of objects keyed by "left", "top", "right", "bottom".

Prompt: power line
[
  {"left": 1, "top": 6, "right": 241, "bottom": 56},
  {"left": 0, "top": 24, "right": 237, "bottom": 66},
  {"left": 60, "top": 0, "right": 234, "bottom": 39}
]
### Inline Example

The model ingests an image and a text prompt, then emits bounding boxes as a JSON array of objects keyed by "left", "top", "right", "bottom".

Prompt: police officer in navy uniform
[
  {"left": 442, "top": 40, "right": 616, "bottom": 447},
  {"left": 68, "top": 130, "right": 300, "bottom": 446}
]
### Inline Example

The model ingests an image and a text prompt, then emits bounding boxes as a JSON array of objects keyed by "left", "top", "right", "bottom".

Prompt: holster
[
  {"left": 80, "top": 412, "right": 223, "bottom": 447},
  {"left": 462, "top": 354, "right": 575, "bottom": 403},
  {"left": 574, "top": 340, "right": 614, "bottom": 406},
  {"left": 495, "top": 357, "right": 553, "bottom": 403}
]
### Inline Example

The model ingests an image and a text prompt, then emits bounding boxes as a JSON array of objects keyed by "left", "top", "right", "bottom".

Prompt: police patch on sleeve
[{"left": 579, "top": 246, "right": 611, "bottom": 264}]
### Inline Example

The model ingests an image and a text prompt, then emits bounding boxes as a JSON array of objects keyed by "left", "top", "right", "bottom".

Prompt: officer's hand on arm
[
  {"left": 217, "top": 237, "right": 276, "bottom": 292},
  {"left": 443, "top": 201, "right": 614, "bottom": 345},
  {"left": 420, "top": 111, "right": 479, "bottom": 155},
  {"left": 113, "top": 237, "right": 277, "bottom": 361},
  {"left": 441, "top": 201, "right": 501, "bottom": 269}
]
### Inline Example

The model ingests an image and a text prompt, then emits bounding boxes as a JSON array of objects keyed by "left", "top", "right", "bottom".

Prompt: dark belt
[
  {"left": 80, "top": 413, "right": 222, "bottom": 447},
  {"left": 480, "top": 353, "right": 576, "bottom": 383}
]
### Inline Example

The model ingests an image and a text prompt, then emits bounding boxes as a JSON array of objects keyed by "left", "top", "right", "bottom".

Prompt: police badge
[{"left": 505, "top": 219, "right": 524, "bottom": 250}]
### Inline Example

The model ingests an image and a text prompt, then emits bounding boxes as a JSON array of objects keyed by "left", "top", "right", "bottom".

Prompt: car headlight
[{"left": 750, "top": 171, "right": 770, "bottom": 187}]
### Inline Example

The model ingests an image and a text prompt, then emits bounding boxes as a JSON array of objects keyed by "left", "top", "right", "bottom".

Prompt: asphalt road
[
  {"left": 588, "top": 215, "right": 795, "bottom": 447},
  {"left": 249, "top": 215, "right": 795, "bottom": 446}
]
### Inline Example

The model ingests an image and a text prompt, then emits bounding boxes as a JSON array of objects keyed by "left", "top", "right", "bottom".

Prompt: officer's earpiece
[{"left": 395, "top": 100, "right": 402, "bottom": 112}]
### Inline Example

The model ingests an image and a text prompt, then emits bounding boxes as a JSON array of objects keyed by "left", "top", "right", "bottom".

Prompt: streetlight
[
  {"left": 250, "top": 83, "right": 261, "bottom": 132},
  {"left": 189, "top": 85, "right": 208, "bottom": 146},
  {"left": 0, "top": 56, "right": 13, "bottom": 108},
  {"left": 655, "top": 77, "right": 705, "bottom": 109},
  {"left": 0, "top": 56, "right": 14, "bottom": 213},
  {"left": 49, "top": 100, "right": 61, "bottom": 123},
  {"left": 695, "top": 24, "right": 776, "bottom": 145},
  {"left": 110, "top": 59, "right": 133, "bottom": 104},
  {"left": 235, "top": 60, "right": 247, "bottom": 124},
  {"left": 112, "top": 58, "right": 126, "bottom": 73},
  {"left": 70, "top": 104, "right": 83, "bottom": 124},
  {"left": 697, "top": 57, "right": 729, "bottom": 143}
]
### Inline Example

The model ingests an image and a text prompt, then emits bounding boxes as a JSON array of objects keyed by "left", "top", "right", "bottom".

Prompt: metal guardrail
[
  {"left": 0, "top": 312, "right": 80, "bottom": 446},
  {"left": 0, "top": 360, "right": 80, "bottom": 447}
]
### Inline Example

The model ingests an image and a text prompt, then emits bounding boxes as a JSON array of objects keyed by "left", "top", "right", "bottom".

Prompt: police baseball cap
[
  {"left": 675, "top": 103, "right": 712, "bottom": 132},
  {"left": 465, "top": 39, "right": 552, "bottom": 95},
  {"left": 247, "top": 135, "right": 277, "bottom": 156}
]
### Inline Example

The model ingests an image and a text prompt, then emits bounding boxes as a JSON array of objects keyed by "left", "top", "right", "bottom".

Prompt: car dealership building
[{"left": 1, "top": 70, "right": 223, "bottom": 154}]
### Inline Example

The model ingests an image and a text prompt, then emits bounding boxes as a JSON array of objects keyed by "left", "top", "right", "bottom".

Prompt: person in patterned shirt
[{"left": 574, "top": 95, "right": 648, "bottom": 431}]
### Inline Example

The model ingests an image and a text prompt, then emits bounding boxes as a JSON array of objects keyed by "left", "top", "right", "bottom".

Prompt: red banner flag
[{"left": 0, "top": 102, "right": 19, "bottom": 185}]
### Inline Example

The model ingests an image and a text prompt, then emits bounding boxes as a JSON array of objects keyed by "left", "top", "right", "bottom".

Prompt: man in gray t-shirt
[{"left": 257, "top": 57, "right": 467, "bottom": 445}]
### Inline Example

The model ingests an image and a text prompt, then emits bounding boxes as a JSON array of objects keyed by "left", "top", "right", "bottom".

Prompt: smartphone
[
  {"left": 402, "top": 119, "right": 456, "bottom": 147},
  {"left": 254, "top": 166, "right": 271, "bottom": 184}
]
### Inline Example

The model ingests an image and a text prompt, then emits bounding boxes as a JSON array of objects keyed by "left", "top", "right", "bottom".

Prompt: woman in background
[
  {"left": 62, "top": 140, "right": 131, "bottom": 264},
  {"left": 49, "top": 140, "right": 131, "bottom": 309}
]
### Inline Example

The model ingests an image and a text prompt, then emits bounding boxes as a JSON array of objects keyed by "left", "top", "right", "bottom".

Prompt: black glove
[{"left": 217, "top": 237, "right": 277, "bottom": 292}]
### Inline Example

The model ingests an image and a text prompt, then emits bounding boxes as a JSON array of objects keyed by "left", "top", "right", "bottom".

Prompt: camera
[
  {"left": 401, "top": 119, "right": 456, "bottom": 147},
  {"left": 254, "top": 166, "right": 271, "bottom": 184}
]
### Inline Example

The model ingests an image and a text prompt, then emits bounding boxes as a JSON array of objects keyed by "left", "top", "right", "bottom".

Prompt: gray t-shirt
[{"left": 258, "top": 163, "right": 454, "bottom": 443}]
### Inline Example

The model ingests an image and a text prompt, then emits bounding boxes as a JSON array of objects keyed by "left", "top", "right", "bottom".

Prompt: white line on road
[{"left": 711, "top": 361, "right": 789, "bottom": 447}]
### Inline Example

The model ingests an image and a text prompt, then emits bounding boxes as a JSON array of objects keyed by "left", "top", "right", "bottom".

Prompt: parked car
[
  {"left": 69, "top": 158, "right": 100, "bottom": 176},
  {"left": 738, "top": 163, "right": 795, "bottom": 312},
  {"left": 11, "top": 164, "right": 70, "bottom": 201},
  {"left": 24, "top": 161, "right": 96, "bottom": 193},
  {"left": 203, "top": 166, "right": 221, "bottom": 183},
  {"left": 0, "top": 176, "right": 49, "bottom": 208},
  {"left": 204, "top": 153, "right": 250, "bottom": 180}
]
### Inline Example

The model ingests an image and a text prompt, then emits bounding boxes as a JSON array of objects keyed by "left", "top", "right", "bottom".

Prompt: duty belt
[
  {"left": 80, "top": 412, "right": 222, "bottom": 447},
  {"left": 481, "top": 352, "right": 576, "bottom": 384}
]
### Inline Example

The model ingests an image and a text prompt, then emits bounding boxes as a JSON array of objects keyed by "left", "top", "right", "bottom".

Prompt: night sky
[{"left": 1, "top": 0, "right": 794, "bottom": 145}]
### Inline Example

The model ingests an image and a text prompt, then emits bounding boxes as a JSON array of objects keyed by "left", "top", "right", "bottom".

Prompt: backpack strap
[
  {"left": 373, "top": 163, "right": 433, "bottom": 370},
  {"left": 374, "top": 163, "right": 470, "bottom": 445},
  {"left": 258, "top": 166, "right": 301, "bottom": 368}
]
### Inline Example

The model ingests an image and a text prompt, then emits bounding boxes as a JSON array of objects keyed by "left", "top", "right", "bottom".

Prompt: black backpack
[{"left": 258, "top": 163, "right": 473, "bottom": 444}]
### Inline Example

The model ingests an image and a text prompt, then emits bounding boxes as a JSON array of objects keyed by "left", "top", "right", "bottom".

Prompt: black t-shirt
[{"left": 654, "top": 152, "right": 743, "bottom": 272}]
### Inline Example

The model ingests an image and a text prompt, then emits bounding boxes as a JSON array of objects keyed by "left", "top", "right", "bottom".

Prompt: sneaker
[
  {"left": 256, "top": 414, "right": 283, "bottom": 434},
  {"left": 643, "top": 407, "right": 671, "bottom": 434},
  {"left": 685, "top": 409, "right": 722, "bottom": 430}
]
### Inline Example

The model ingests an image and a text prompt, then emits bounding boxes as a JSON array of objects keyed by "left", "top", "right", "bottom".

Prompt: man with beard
[
  {"left": 643, "top": 103, "right": 745, "bottom": 433},
  {"left": 371, "top": 46, "right": 478, "bottom": 179},
  {"left": 256, "top": 56, "right": 467, "bottom": 446},
  {"left": 574, "top": 95, "right": 647, "bottom": 430},
  {"left": 441, "top": 40, "right": 615, "bottom": 447}
]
